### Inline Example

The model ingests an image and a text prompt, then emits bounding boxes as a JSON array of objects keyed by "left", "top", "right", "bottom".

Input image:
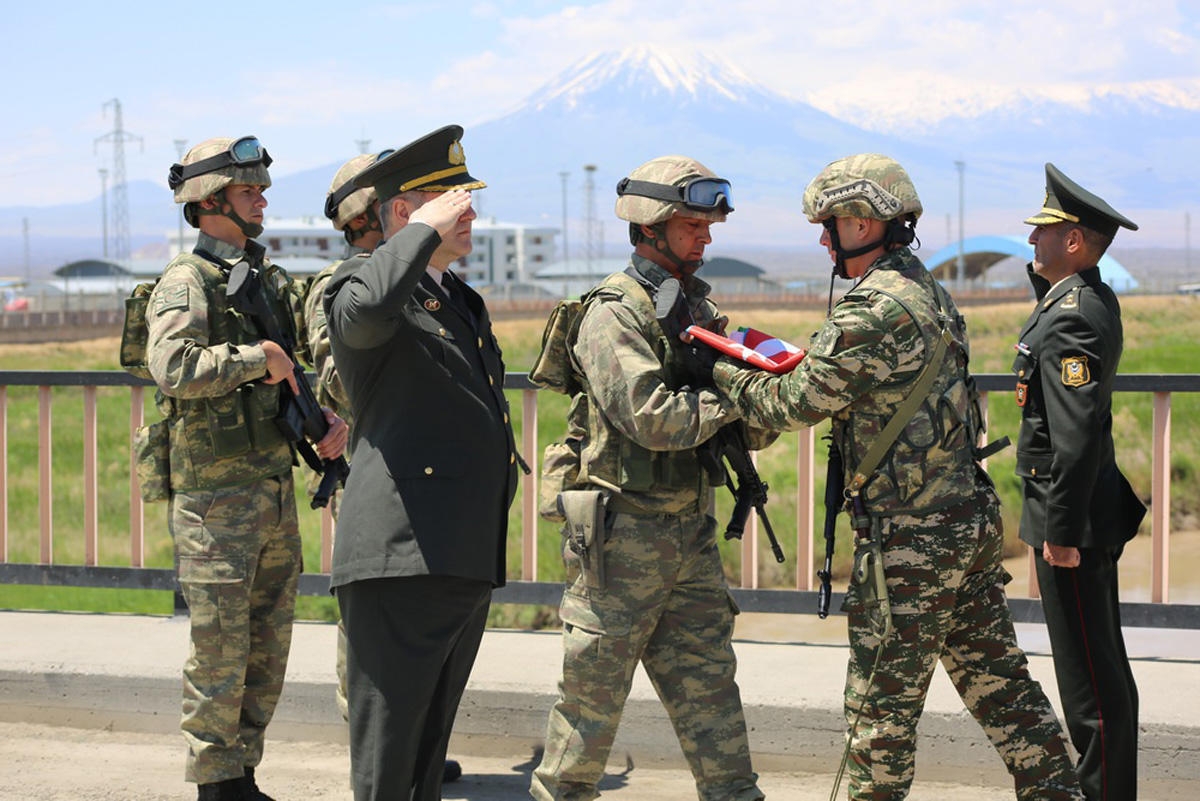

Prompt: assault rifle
[
  {"left": 654, "top": 277, "right": 785, "bottom": 564},
  {"left": 227, "top": 260, "right": 349, "bottom": 509},
  {"left": 817, "top": 433, "right": 843, "bottom": 618}
]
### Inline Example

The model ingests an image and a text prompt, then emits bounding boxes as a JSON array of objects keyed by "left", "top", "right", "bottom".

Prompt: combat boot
[
  {"left": 239, "top": 767, "right": 276, "bottom": 801},
  {"left": 196, "top": 778, "right": 245, "bottom": 800}
]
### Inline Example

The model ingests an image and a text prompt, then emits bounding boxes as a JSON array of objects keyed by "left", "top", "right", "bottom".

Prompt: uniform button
[
  {"left": 510, "top": 454, "right": 515, "bottom": 464},
  {"left": 503, "top": 413, "right": 509, "bottom": 423},
  {"left": 477, "top": 337, "right": 484, "bottom": 348},
  {"left": 438, "top": 328, "right": 447, "bottom": 336},
  {"left": 1030, "top": 468, "right": 1037, "bottom": 476},
  {"left": 1018, "top": 369, "right": 1025, "bottom": 377},
  {"left": 489, "top": 376, "right": 494, "bottom": 386},
  {"left": 424, "top": 466, "right": 434, "bottom": 476}
]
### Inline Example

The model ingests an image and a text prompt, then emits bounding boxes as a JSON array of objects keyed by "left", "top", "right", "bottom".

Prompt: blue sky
[{"left": 3, "top": 0, "right": 1197, "bottom": 207}]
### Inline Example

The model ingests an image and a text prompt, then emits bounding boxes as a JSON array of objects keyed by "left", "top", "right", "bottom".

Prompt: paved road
[{"left": 0, "top": 721, "right": 1036, "bottom": 801}]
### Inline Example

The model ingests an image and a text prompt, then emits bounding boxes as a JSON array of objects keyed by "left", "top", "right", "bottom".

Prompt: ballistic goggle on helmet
[
  {"left": 325, "top": 151, "right": 392, "bottom": 231},
  {"left": 615, "top": 155, "right": 732, "bottom": 225},
  {"left": 169, "top": 136, "right": 273, "bottom": 204},
  {"left": 802, "top": 153, "right": 922, "bottom": 224}
]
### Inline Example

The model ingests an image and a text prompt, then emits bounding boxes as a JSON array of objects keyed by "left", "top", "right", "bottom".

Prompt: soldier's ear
[{"left": 1064, "top": 226, "right": 1085, "bottom": 254}]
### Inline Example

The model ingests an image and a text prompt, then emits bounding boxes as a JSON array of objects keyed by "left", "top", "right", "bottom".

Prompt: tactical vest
[
  {"left": 834, "top": 266, "right": 986, "bottom": 516},
  {"left": 151, "top": 253, "right": 294, "bottom": 492},
  {"left": 564, "top": 270, "right": 722, "bottom": 514}
]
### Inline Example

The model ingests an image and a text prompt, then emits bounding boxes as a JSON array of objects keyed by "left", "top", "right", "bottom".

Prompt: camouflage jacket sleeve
[
  {"left": 714, "top": 291, "right": 922, "bottom": 431},
  {"left": 304, "top": 268, "right": 351, "bottom": 417},
  {"left": 575, "top": 294, "right": 740, "bottom": 452},
  {"left": 146, "top": 262, "right": 269, "bottom": 399}
]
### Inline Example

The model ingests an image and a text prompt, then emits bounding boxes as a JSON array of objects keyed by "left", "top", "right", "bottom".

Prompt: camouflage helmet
[
  {"left": 169, "top": 136, "right": 272, "bottom": 204},
  {"left": 325, "top": 153, "right": 379, "bottom": 231},
  {"left": 615, "top": 155, "right": 732, "bottom": 225},
  {"left": 802, "top": 153, "right": 922, "bottom": 223}
]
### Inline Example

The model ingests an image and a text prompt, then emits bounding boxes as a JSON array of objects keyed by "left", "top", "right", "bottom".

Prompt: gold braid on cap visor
[{"left": 398, "top": 166, "right": 485, "bottom": 193}]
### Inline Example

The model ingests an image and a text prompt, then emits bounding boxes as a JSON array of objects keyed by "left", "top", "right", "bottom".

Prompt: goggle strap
[{"left": 168, "top": 143, "right": 272, "bottom": 189}]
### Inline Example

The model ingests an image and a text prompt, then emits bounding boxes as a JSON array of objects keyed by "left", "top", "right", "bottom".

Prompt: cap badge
[
  {"left": 424, "top": 298, "right": 442, "bottom": 312},
  {"left": 448, "top": 141, "right": 465, "bottom": 166}
]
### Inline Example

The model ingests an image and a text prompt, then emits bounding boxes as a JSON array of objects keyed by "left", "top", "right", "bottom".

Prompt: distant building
[{"left": 166, "top": 217, "right": 559, "bottom": 286}]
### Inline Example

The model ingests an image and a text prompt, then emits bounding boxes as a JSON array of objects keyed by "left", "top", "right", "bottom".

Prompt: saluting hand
[{"left": 410, "top": 189, "right": 473, "bottom": 239}]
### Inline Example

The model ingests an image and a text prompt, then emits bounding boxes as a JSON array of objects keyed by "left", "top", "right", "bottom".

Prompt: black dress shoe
[{"left": 443, "top": 759, "right": 462, "bottom": 783}]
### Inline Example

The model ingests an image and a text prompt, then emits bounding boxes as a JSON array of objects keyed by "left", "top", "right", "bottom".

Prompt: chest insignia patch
[
  {"left": 1060, "top": 355, "right": 1090, "bottom": 387},
  {"left": 1015, "top": 382, "right": 1028, "bottom": 407},
  {"left": 424, "top": 298, "right": 442, "bottom": 312}
]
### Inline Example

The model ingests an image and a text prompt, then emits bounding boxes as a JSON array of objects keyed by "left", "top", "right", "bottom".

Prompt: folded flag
[{"left": 686, "top": 325, "right": 807, "bottom": 374}]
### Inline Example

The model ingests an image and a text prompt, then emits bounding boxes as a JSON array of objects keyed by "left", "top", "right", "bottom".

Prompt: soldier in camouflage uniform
[
  {"left": 303, "top": 151, "right": 463, "bottom": 785},
  {"left": 713, "top": 155, "right": 1082, "bottom": 800},
  {"left": 531, "top": 156, "right": 766, "bottom": 801},
  {"left": 153, "top": 136, "right": 348, "bottom": 801}
]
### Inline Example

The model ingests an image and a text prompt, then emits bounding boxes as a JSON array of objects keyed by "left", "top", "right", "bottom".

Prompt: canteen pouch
[
  {"left": 559, "top": 489, "right": 607, "bottom": 590},
  {"left": 850, "top": 524, "right": 893, "bottom": 641},
  {"left": 133, "top": 419, "right": 171, "bottom": 502},
  {"left": 120, "top": 282, "right": 157, "bottom": 381}
]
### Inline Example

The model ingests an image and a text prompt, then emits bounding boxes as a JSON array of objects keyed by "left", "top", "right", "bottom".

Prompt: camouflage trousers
[
  {"left": 171, "top": 474, "right": 302, "bottom": 785},
  {"left": 842, "top": 494, "right": 1081, "bottom": 801},
  {"left": 532, "top": 508, "right": 763, "bottom": 801}
]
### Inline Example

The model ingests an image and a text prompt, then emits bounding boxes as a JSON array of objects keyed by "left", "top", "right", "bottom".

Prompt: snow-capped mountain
[{"left": 4, "top": 46, "right": 1196, "bottom": 270}]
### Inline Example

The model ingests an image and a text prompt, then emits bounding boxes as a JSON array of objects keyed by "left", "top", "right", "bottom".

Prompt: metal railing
[{"left": 1, "top": 370, "right": 1198, "bottom": 629}]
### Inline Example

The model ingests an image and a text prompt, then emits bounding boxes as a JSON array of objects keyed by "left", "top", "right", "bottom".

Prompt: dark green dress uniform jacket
[
  {"left": 323, "top": 223, "right": 519, "bottom": 590},
  {"left": 1013, "top": 263, "right": 1145, "bottom": 549}
]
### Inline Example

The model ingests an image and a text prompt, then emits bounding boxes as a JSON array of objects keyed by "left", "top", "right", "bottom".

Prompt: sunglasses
[
  {"left": 616, "top": 176, "right": 734, "bottom": 213},
  {"left": 168, "top": 136, "right": 272, "bottom": 190},
  {"left": 324, "top": 149, "right": 395, "bottom": 219}
]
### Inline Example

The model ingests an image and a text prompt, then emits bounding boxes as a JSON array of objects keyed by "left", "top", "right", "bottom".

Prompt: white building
[{"left": 167, "top": 216, "right": 559, "bottom": 285}]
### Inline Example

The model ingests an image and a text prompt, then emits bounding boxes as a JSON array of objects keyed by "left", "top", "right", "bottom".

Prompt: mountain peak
[{"left": 517, "top": 45, "right": 782, "bottom": 113}]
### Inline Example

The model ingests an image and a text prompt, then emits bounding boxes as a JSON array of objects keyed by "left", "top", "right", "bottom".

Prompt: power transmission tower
[
  {"left": 98, "top": 168, "right": 109, "bottom": 259},
  {"left": 94, "top": 99, "right": 143, "bottom": 266},
  {"left": 356, "top": 134, "right": 371, "bottom": 155}
]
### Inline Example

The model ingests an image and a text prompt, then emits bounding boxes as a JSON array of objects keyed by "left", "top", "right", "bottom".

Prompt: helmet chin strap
[
  {"left": 213, "top": 189, "right": 264, "bottom": 239},
  {"left": 649, "top": 223, "right": 702, "bottom": 276},
  {"left": 825, "top": 219, "right": 884, "bottom": 280}
]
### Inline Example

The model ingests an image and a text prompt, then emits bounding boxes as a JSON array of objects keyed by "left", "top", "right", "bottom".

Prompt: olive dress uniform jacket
[
  {"left": 323, "top": 223, "right": 520, "bottom": 590},
  {"left": 1013, "top": 263, "right": 1145, "bottom": 549}
]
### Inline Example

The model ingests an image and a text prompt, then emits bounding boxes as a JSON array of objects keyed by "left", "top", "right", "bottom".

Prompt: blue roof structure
[{"left": 925, "top": 235, "right": 1138, "bottom": 292}]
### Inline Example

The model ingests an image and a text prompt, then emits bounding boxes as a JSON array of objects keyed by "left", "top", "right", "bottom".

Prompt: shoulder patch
[
  {"left": 1060, "top": 355, "right": 1090, "bottom": 387},
  {"left": 152, "top": 284, "right": 189, "bottom": 315},
  {"left": 810, "top": 323, "right": 842, "bottom": 357},
  {"left": 1059, "top": 288, "right": 1079, "bottom": 310}
]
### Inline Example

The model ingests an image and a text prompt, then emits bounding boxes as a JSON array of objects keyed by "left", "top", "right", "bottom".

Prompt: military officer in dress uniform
[
  {"left": 303, "top": 150, "right": 462, "bottom": 784},
  {"left": 1015, "top": 163, "right": 1147, "bottom": 800},
  {"left": 322, "top": 125, "right": 523, "bottom": 801}
]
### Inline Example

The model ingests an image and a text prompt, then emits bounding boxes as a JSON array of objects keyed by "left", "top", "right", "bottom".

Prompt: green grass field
[{"left": 1, "top": 294, "right": 1197, "bottom": 624}]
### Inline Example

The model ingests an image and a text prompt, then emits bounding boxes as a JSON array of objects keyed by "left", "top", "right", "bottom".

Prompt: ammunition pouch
[
  {"left": 559, "top": 489, "right": 607, "bottom": 590},
  {"left": 132, "top": 419, "right": 171, "bottom": 502}
]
